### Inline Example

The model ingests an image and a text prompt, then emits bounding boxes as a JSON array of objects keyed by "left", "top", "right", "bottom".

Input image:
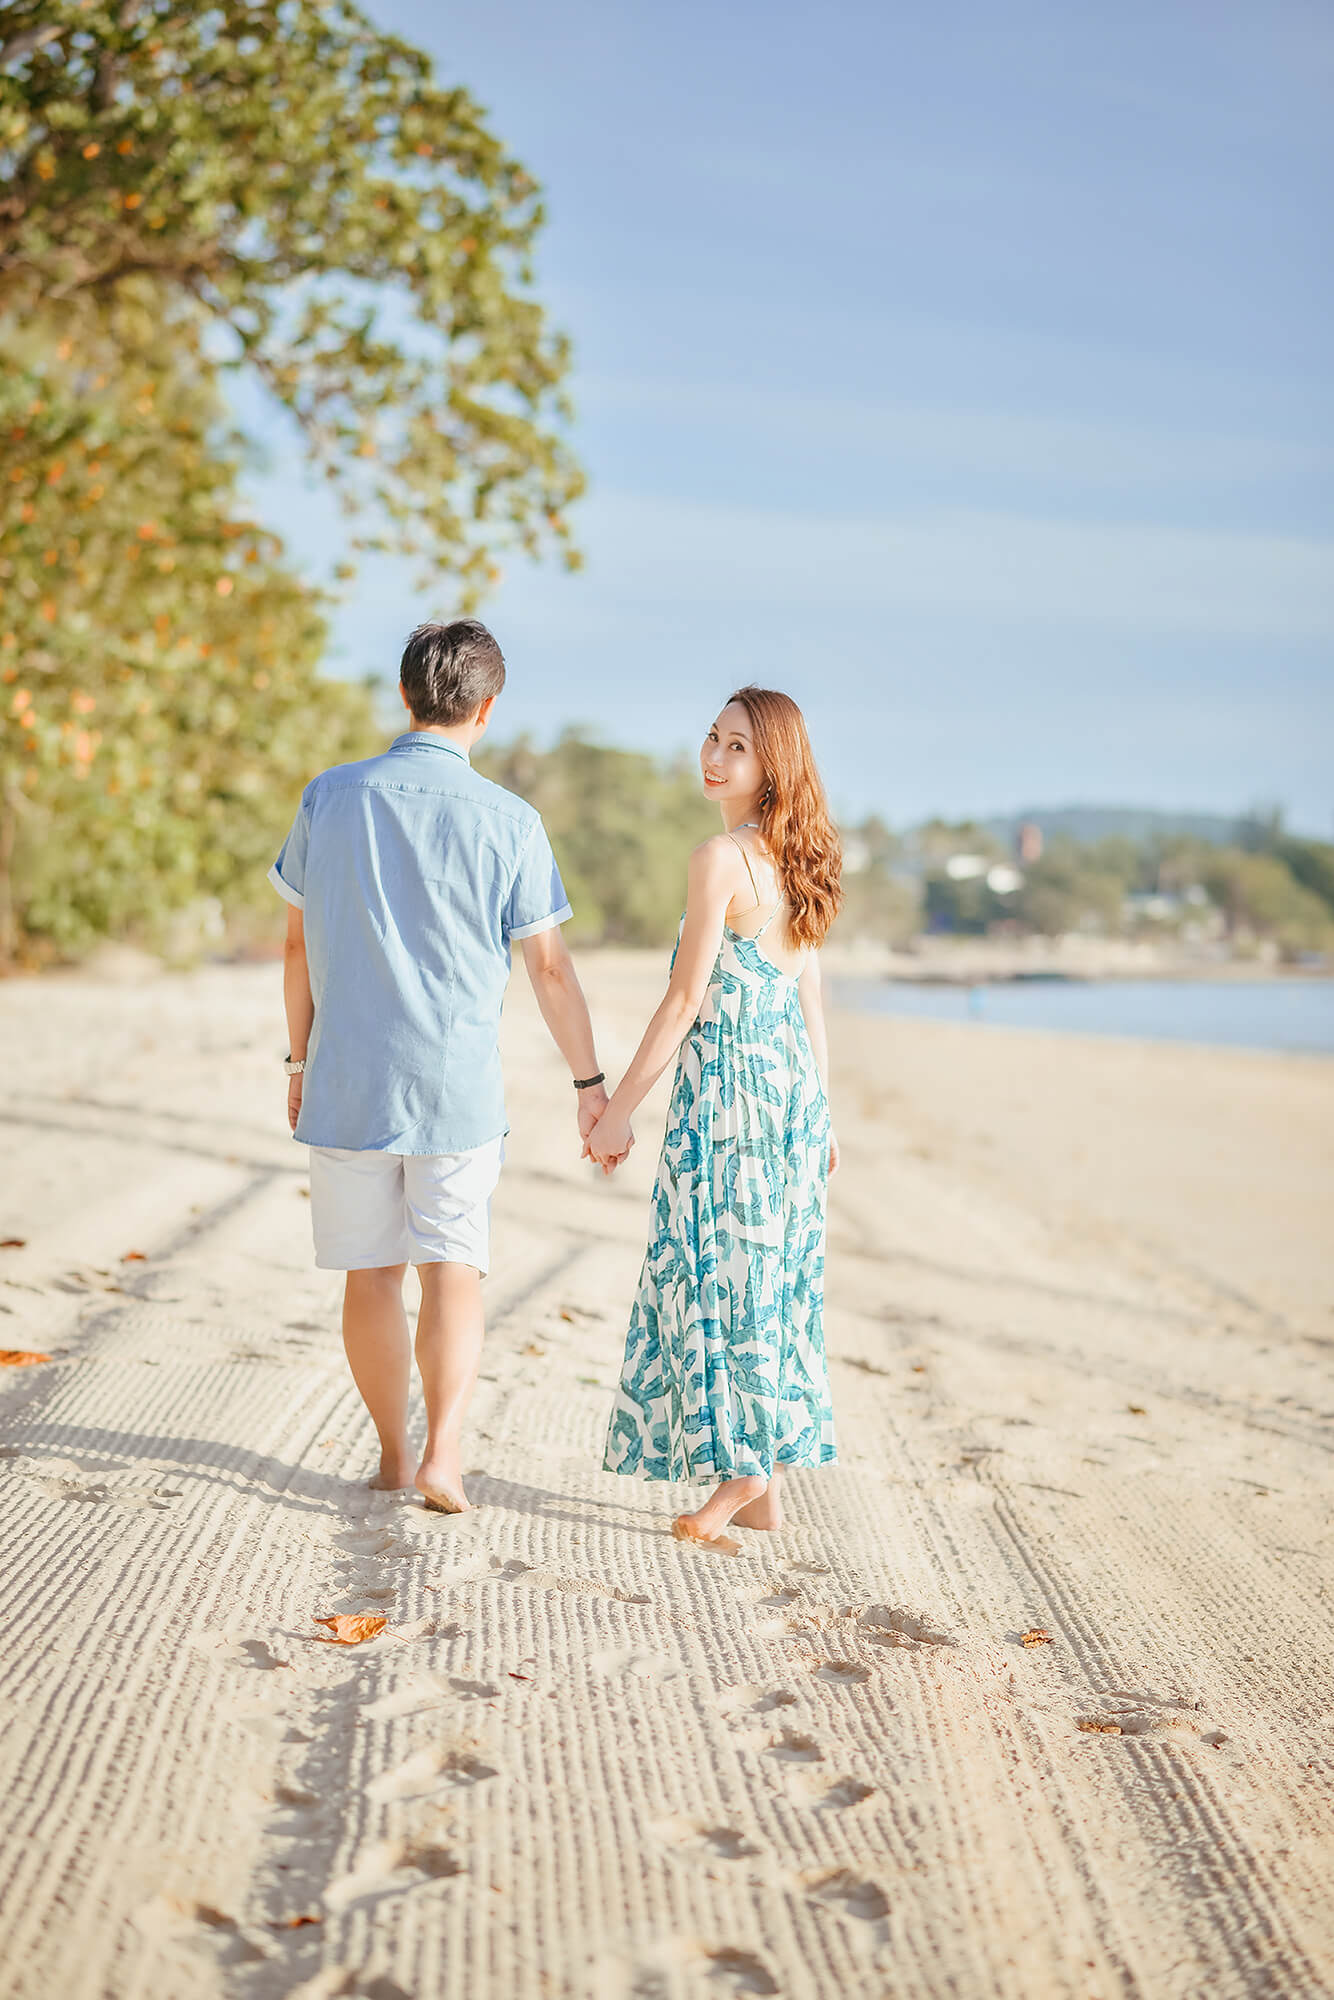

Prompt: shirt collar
[{"left": 391, "top": 731, "right": 471, "bottom": 764}]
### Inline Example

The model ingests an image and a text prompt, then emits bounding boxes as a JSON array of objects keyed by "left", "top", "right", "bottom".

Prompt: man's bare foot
[
  {"left": 674, "top": 1473, "right": 767, "bottom": 1548},
  {"left": 415, "top": 1452, "right": 470, "bottom": 1514}
]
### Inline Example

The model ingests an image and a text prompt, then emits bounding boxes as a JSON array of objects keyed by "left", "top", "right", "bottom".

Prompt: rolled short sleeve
[
  {"left": 503, "top": 818, "right": 572, "bottom": 942},
  {"left": 268, "top": 792, "right": 311, "bottom": 909}
]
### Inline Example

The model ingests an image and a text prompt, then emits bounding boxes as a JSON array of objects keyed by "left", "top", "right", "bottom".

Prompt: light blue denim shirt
[{"left": 269, "top": 732, "right": 571, "bottom": 1155}]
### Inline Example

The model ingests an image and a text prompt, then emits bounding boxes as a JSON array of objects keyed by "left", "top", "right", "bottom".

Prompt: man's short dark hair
[{"left": 399, "top": 619, "right": 506, "bottom": 727}]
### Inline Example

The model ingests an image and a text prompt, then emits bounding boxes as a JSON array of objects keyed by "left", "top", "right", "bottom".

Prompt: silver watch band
[{"left": 283, "top": 1056, "right": 306, "bottom": 1075}]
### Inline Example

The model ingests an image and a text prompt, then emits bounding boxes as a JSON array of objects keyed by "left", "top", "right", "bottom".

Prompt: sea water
[{"left": 831, "top": 977, "right": 1334, "bottom": 1055}]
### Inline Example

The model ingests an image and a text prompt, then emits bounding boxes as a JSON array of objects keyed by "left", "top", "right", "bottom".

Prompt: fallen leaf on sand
[
  {"left": 508, "top": 1671, "right": 530, "bottom": 1681},
  {"left": 121, "top": 1250, "right": 148, "bottom": 1263},
  {"left": 522, "top": 1342, "right": 545, "bottom": 1357},
  {"left": 0, "top": 1239, "right": 26, "bottom": 1251},
  {"left": 1078, "top": 1718, "right": 1122, "bottom": 1734},
  {"left": 1127, "top": 1404, "right": 1147, "bottom": 1416},
  {"left": 1020, "top": 1628, "right": 1052, "bottom": 1647},
  {"left": 0, "top": 1350, "right": 51, "bottom": 1368},
  {"left": 280, "top": 1914, "right": 322, "bottom": 1928},
  {"left": 312, "top": 1614, "right": 386, "bottom": 1645}
]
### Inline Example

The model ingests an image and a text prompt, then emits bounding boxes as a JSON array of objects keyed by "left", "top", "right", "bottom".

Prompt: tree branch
[{"left": 0, "top": 23, "right": 63, "bottom": 69}]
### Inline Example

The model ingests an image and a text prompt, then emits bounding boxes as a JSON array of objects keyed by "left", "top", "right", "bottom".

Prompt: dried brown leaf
[
  {"left": 1078, "top": 1718, "right": 1123, "bottom": 1734},
  {"left": 122, "top": 1249, "right": 148, "bottom": 1262},
  {"left": 1127, "top": 1404, "right": 1147, "bottom": 1416},
  {"left": 0, "top": 1238, "right": 26, "bottom": 1250},
  {"left": 312, "top": 1613, "right": 387, "bottom": 1646},
  {"left": 0, "top": 1349, "right": 52, "bottom": 1368},
  {"left": 1020, "top": 1627, "right": 1052, "bottom": 1647},
  {"left": 522, "top": 1342, "right": 545, "bottom": 1356}
]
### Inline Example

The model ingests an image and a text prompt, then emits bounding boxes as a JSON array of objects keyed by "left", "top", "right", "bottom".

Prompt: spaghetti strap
[
  {"left": 727, "top": 829, "right": 786, "bottom": 943},
  {"left": 726, "top": 832, "right": 761, "bottom": 908}
]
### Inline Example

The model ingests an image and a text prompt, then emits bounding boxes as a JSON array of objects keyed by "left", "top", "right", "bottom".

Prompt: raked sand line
[{"left": 0, "top": 956, "right": 1331, "bottom": 1999}]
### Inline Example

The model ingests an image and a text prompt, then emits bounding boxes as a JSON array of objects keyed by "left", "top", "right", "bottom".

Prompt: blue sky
[{"left": 240, "top": 0, "right": 1333, "bottom": 832}]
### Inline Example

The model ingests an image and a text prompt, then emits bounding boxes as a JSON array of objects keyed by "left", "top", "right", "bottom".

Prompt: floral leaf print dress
[{"left": 603, "top": 893, "right": 836, "bottom": 1484}]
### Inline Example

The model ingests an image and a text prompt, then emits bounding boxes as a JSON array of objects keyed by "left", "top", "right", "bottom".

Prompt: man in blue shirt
[{"left": 270, "top": 619, "right": 620, "bottom": 1514}]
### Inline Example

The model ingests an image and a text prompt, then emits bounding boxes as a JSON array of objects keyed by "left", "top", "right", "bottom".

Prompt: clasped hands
[{"left": 576, "top": 1084, "right": 634, "bottom": 1177}]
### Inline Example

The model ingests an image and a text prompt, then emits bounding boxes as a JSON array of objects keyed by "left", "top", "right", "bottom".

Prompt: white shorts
[{"left": 307, "top": 1136, "right": 505, "bottom": 1273}]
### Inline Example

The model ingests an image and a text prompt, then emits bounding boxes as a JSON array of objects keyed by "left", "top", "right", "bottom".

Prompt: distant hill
[{"left": 978, "top": 806, "right": 1263, "bottom": 849}]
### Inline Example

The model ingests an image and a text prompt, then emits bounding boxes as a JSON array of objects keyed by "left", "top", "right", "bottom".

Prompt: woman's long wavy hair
[{"left": 728, "top": 685, "right": 842, "bottom": 950}]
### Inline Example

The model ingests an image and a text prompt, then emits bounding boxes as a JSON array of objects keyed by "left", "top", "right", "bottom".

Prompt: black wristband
[{"left": 573, "top": 1072, "right": 606, "bottom": 1091}]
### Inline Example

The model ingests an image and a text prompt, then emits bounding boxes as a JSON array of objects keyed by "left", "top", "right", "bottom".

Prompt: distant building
[{"left": 986, "top": 865, "right": 1024, "bottom": 895}]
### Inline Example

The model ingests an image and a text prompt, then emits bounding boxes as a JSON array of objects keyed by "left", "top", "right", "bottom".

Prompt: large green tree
[{"left": 0, "top": 3, "right": 582, "bottom": 962}]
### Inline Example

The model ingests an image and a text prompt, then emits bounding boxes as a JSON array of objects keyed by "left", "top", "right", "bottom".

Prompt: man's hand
[
  {"left": 583, "top": 1104, "right": 634, "bottom": 1176},
  {"left": 287, "top": 1073, "right": 304, "bottom": 1134},
  {"left": 576, "top": 1082, "right": 609, "bottom": 1149}
]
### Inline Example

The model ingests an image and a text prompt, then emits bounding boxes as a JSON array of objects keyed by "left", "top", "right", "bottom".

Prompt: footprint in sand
[
  {"left": 701, "top": 1945, "right": 780, "bottom": 1995},
  {"left": 130, "top": 1896, "right": 265, "bottom": 1966},
  {"left": 808, "top": 1776, "right": 877, "bottom": 1811},
  {"left": 650, "top": 1816, "right": 765, "bottom": 1863},
  {"left": 332, "top": 1527, "right": 402, "bottom": 1560},
  {"left": 273, "top": 1783, "right": 322, "bottom": 1813},
  {"left": 1077, "top": 1692, "right": 1228, "bottom": 1747},
  {"left": 323, "top": 1840, "right": 467, "bottom": 1912},
  {"left": 587, "top": 1649, "right": 682, "bottom": 1683},
  {"left": 185, "top": 1631, "right": 294, "bottom": 1672},
  {"left": 361, "top": 1678, "right": 449, "bottom": 1720},
  {"left": 366, "top": 1747, "right": 499, "bottom": 1802},
  {"left": 490, "top": 1556, "right": 651, "bottom": 1606},
  {"left": 714, "top": 1684, "right": 799, "bottom": 1720},
  {"left": 858, "top": 1604, "right": 958, "bottom": 1649},
  {"left": 28, "top": 1467, "right": 180, "bottom": 1510},
  {"left": 802, "top": 1867, "right": 891, "bottom": 1930},
  {"left": 764, "top": 1728, "right": 824, "bottom": 1764},
  {"left": 627, "top": 1941, "right": 778, "bottom": 1998},
  {"left": 812, "top": 1658, "right": 871, "bottom": 1686},
  {"left": 744, "top": 1585, "right": 802, "bottom": 1609}
]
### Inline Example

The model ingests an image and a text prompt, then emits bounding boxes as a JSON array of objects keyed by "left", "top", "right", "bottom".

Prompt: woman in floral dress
[{"left": 586, "top": 687, "right": 843, "bottom": 1548}]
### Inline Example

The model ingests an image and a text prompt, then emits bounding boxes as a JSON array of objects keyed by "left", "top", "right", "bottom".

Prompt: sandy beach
[{"left": 0, "top": 952, "right": 1331, "bottom": 2000}]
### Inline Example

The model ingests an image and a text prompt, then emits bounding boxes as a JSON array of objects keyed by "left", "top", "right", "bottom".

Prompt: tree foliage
[
  {"left": 0, "top": 302, "right": 378, "bottom": 958},
  {"left": 476, "top": 732, "right": 717, "bottom": 948},
  {"left": 0, "top": 0, "right": 581, "bottom": 586}
]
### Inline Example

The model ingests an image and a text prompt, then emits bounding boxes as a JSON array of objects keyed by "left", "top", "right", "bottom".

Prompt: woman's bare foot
[
  {"left": 415, "top": 1448, "right": 470, "bottom": 1514},
  {"left": 732, "top": 1465, "right": 784, "bottom": 1530},
  {"left": 368, "top": 1442, "right": 415, "bottom": 1491},
  {"left": 673, "top": 1473, "right": 767, "bottom": 1549}
]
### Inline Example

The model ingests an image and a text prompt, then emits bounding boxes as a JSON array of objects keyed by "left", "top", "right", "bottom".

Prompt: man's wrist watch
[
  {"left": 283, "top": 1055, "right": 307, "bottom": 1075},
  {"left": 573, "top": 1072, "right": 605, "bottom": 1091}
]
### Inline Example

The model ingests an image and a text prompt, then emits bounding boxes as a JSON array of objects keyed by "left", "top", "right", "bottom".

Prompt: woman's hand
[
  {"left": 828, "top": 1130, "right": 840, "bottom": 1178},
  {"left": 287, "top": 1073, "right": 304, "bottom": 1134},
  {"left": 583, "top": 1105, "right": 634, "bottom": 1175}
]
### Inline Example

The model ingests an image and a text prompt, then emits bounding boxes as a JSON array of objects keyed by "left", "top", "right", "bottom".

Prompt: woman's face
[{"left": 700, "top": 701, "right": 766, "bottom": 808}]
